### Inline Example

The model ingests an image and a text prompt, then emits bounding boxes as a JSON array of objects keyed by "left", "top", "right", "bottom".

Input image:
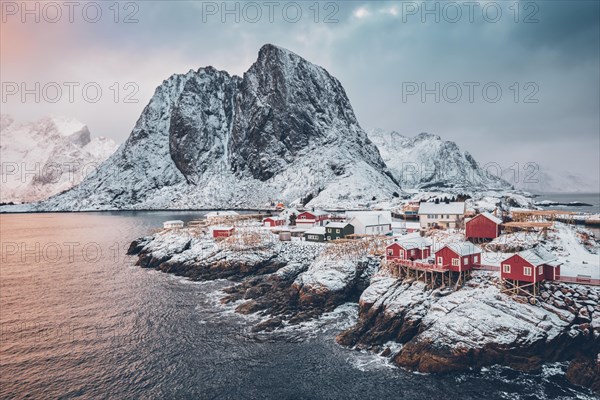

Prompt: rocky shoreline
[{"left": 128, "top": 230, "right": 600, "bottom": 394}]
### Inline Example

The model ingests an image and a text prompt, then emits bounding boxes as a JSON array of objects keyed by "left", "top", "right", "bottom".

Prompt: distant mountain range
[
  {"left": 4, "top": 45, "right": 590, "bottom": 211},
  {"left": 0, "top": 115, "right": 117, "bottom": 204}
]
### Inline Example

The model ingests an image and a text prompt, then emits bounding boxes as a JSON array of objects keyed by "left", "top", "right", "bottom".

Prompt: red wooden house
[
  {"left": 386, "top": 236, "right": 432, "bottom": 261},
  {"left": 263, "top": 216, "right": 286, "bottom": 227},
  {"left": 435, "top": 242, "right": 482, "bottom": 272},
  {"left": 465, "top": 212, "right": 502, "bottom": 241},
  {"left": 212, "top": 226, "right": 235, "bottom": 238},
  {"left": 296, "top": 210, "right": 329, "bottom": 228},
  {"left": 500, "top": 247, "right": 561, "bottom": 283}
]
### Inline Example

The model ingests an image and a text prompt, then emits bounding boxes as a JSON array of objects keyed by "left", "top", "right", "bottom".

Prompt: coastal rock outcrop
[
  {"left": 337, "top": 274, "right": 599, "bottom": 383},
  {"left": 129, "top": 231, "right": 377, "bottom": 329}
]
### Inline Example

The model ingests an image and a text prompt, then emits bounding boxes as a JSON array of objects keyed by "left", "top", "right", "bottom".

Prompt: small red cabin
[
  {"left": 466, "top": 212, "right": 502, "bottom": 241},
  {"left": 500, "top": 248, "right": 561, "bottom": 283},
  {"left": 263, "top": 217, "right": 286, "bottom": 227},
  {"left": 434, "top": 242, "right": 481, "bottom": 271},
  {"left": 212, "top": 226, "right": 235, "bottom": 238},
  {"left": 296, "top": 210, "right": 329, "bottom": 227},
  {"left": 386, "top": 237, "right": 431, "bottom": 261}
]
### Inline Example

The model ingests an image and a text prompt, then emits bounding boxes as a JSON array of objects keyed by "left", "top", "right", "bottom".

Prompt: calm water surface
[{"left": 0, "top": 212, "right": 597, "bottom": 399}]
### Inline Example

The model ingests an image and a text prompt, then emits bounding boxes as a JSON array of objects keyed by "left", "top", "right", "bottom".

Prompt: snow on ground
[
  {"left": 359, "top": 276, "right": 397, "bottom": 305},
  {"left": 549, "top": 223, "right": 600, "bottom": 279},
  {"left": 485, "top": 231, "right": 541, "bottom": 252},
  {"left": 480, "top": 252, "right": 513, "bottom": 267},
  {"left": 426, "top": 229, "right": 465, "bottom": 251},
  {"left": 420, "top": 275, "right": 569, "bottom": 349}
]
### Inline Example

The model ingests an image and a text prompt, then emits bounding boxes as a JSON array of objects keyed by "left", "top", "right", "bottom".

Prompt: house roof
[
  {"left": 391, "top": 236, "right": 432, "bottom": 250},
  {"left": 264, "top": 216, "right": 286, "bottom": 221},
  {"left": 304, "top": 226, "right": 326, "bottom": 235},
  {"left": 348, "top": 213, "right": 392, "bottom": 227},
  {"left": 326, "top": 222, "right": 352, "bottom": 229},
  {"left": 473, "top": 212, "right": 502, "bottom": 225},
  {"left": 299, "top": 210, "right": 329, "bottom": 217},
  {"left": 517, "top": 247, "right": 559, "bottom": 267},
  {"left": 439, "top": 241, "right": 482, "bottom": 256},
  {"left": 418, "top": 202, "right": 465, "bottom": 215},
  {"left": 346, "top": 210, "right": 392, "bottom": 220},
  {"left": 212, "top": 226, "right": 234, "bottom": 231}
]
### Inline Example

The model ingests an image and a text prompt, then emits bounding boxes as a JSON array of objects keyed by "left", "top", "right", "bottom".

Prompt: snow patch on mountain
[{"left": 0, "top": 115, "right": 118, "bottom": 204}]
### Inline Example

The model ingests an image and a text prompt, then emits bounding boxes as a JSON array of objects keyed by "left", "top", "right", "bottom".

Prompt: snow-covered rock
[
  {"left": 0, "top": 115, "right": 117, "bottom": 203},
  {"left": 338, "top": 272, "right": 598, "bottom": 374},
  {"left": 368, "top": 129, "right": 510, "bottom": 190}
]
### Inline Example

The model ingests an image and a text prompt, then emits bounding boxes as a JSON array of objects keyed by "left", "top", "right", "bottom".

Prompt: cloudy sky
[{"left": 2, "top": 0, "right": 599, "bottom": 186}]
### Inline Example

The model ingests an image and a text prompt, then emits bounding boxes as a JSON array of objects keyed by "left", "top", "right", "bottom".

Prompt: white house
[
  {"left": 418, "top": 202, "right": 465, "bottom": 229},
  {"left": 163, "top": 220, "right": 184, "bottom": 229},
  {"left": 346, "top": 211, "right": 392, "bottom": 236},
  {"left": 205, "top": 211, "right": 240, "bottom": 221}
]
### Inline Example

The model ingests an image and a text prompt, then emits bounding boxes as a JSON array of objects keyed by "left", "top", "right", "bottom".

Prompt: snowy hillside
[
  {"left": 368, "top": 129, "right": 511, "bottom": 191},
  {"left": 21, "top": 44, "right": 401, "bottom": 211},
  {"left": 0, "top": 115, "right": 117, "bottom": 204}
]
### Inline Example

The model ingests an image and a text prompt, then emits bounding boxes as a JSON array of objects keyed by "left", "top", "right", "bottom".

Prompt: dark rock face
[
  {"left": 168, "top": 44, "right": 386, "bottom": 183},
  {"left": 169, "top": 67, "right": 239, "bottom": 183},
  {"left": 227, "top": 45, "right": 384, "bottom": 181}
]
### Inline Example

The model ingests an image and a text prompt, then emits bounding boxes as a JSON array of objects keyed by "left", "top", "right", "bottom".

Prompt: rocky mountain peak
[{"left": 28, "top": 44, "right": 399, "bottom": 210}]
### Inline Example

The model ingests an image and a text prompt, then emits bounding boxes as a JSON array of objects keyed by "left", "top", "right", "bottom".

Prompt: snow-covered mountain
[
  {"left": 30, "top": 44, "right": 400, "bottom": 211},
  {"left": 1, "top": 115, "right": 118, "bottom": 204},
  {"left": 368, "top": 129, "right": 511, "bottom": 190}
]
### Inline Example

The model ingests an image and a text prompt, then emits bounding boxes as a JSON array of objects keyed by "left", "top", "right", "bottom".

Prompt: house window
[
  {"left": 463, "top": 257, "right": 468, "bottom": 264},
  {"left": 387, "top": 249, "right": 393, "bottom": 256},
  {"left": 452, "top": 258, "right": 459, "bottom": 266},
  {"left": 410, "top": 250, "right": 415, "bottom": 256},
  {"left": 502, "top": 264, "right": 511, "bottom": 273},
  {"left": 524, "top": 267, "right": 532, "bottom": 276},
  {"left": 437, "top": 257, "right": 443, "bottom": 265},
  {"left": 336, "top": 229, "right": 340, "bottom": 233},
  {"left": 474, "top": 255, "right": 479, "bottom": 263},
  {"left": 538, "top": 265, "right": 543, "bottom": 274}
]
